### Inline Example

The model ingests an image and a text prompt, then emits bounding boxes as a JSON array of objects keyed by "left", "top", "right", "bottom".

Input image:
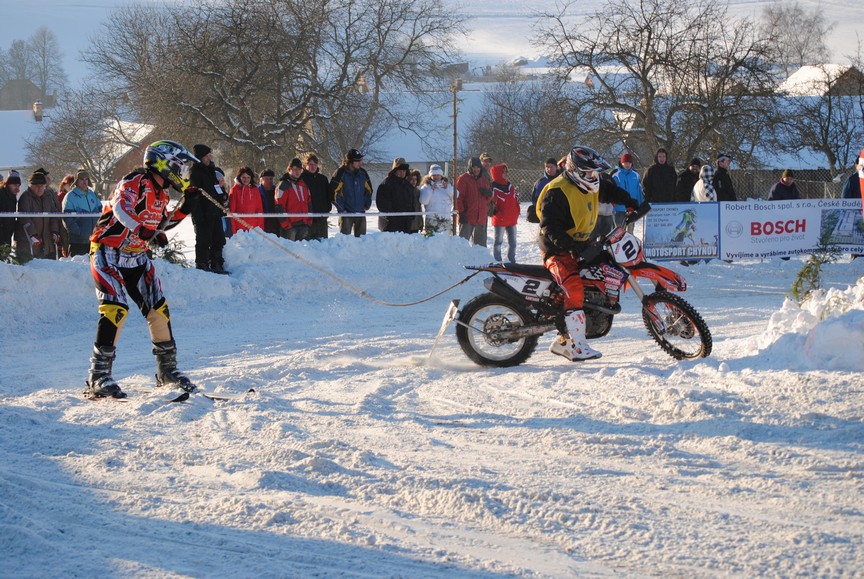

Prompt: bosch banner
[{"left": 643, "top": 199, "right": 863, "bottom": 260}]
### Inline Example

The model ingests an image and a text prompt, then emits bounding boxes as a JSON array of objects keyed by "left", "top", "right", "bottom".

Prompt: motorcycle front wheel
[
  {"left": 642, "top": 291, "right": 712, "bottom": 360},
  {"left": 455, "top": 293, "right": 539, "bottom": 367}
]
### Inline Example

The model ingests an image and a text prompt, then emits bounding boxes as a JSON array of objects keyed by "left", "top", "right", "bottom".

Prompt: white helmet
[{"left": 564, "top": 145, "right": 611, "bottom": 193}]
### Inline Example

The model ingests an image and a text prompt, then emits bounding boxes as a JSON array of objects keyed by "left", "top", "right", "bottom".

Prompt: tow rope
[{"left": 191, "top": 187, "right": 479, "bottom": 307}]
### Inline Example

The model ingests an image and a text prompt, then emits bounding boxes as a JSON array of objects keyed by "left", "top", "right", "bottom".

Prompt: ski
[
  {"left": 196, "top": 387, "right": 256, "bottom": 402},
  {"left": 137, "top": 389, "right": 192, "bottom": 402}
]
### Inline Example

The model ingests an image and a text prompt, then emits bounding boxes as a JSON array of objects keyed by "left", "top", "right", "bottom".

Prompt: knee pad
[
  {"left": 146, "top": 299, "right": 172, "bottom": 343},
  {"left": 97, "top": 303, "right": 129, "bottom": 347}
]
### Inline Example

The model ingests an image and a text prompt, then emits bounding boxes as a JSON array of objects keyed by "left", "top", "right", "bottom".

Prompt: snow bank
[{"left": 755, "top": 278, "right": 864, "bottom": 371}]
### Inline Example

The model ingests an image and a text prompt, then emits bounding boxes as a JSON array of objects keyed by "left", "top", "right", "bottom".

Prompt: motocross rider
[
  {"left": 85, "top": 140, "right": 201, "bottom": 399},
  {"left": 536, "top": 145, "right": 645, "bottom": 361}
]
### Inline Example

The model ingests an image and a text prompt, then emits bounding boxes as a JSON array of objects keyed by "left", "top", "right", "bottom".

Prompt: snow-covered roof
[
  {"left": 0, "top": 109, "right": 43, "bottom": 172},
  {"left": 778, "top": 64, "right": 852, "bottom": 97},
  {"left": 100, "top": 120, "right": 155, "bottom": 170}
]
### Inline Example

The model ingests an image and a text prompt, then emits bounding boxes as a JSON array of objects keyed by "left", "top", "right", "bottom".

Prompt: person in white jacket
[
  {"left": 418, "top": 164, "right": 454, "bottom": 234},
  {"left": 691, "top": 164, "right": 717, "bottom": 202}
]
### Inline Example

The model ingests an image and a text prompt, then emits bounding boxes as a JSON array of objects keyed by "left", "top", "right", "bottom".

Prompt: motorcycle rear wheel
[
  {"left": 642, "top": 291, "right": 712, "bottom": 360},
  {"left": 455, "top": 293, "right": 539, "bottom": 367}
]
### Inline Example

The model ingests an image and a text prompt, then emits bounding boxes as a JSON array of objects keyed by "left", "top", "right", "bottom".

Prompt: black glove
[
  {"left": 149, "top": 232, "right": 169, "bottom": 248},
  {"left": 573, "top": 241, "right": 605, "bottom": 264},
  {"left": 184, "top": 185, "right": 200, "bottom": 199},
  {"left": 137, "top": 226, "right": 157, "bottom": 241}
]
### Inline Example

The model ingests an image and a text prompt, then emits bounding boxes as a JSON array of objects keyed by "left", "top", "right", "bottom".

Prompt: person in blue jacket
[
  {"left": 330, "top": 148, "right": 373, "bottom": 237},
  {"left": 612, "top": 152, "right": 643, "bottom": 229},
  {"left": 61, "top": 169, "right": 103, "bottom": 256}
]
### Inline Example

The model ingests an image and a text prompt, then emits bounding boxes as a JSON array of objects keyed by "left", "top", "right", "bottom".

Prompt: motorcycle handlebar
[{"left": 625, "top": 202, "right": 651, "bottom": 225}]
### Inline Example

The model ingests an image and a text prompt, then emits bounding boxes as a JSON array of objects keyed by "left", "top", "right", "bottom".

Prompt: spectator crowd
[{"left": 1, "top": 143, "right": 861, "bottom": 267}]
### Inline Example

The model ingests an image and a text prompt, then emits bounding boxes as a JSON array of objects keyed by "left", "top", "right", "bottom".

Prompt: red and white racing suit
[{"left": 89, "top": 170, "right": 189, "bottom": 348}]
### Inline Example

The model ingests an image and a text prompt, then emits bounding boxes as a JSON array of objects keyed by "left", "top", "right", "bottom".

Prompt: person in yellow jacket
[{"left": 536, "top": 145, "right": 643, "bottom": 361}]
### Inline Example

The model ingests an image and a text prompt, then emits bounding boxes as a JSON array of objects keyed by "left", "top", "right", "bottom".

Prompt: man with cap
[
  {"left": 612, "top": 152, "right": 643, "bottom": 228},
  {"left": 676, "top": 158, "right": 702, "bottom": 202},
  {"left": 257, "top": 168, "right": 280, "bottom": 236},
  {"left": 455, "top": 156, "right": 493, "bottom": 246},
  {"left": 13, "top": 169, "right": 61, "bottom": 261},
  {"left": 376, "top": 157, "right": 417, "bottom": 233},
  {"left": 768, "top": 170, "right": 801, "bottom": 201},
  {"left": 330, "top": 148, "right": 373, "bottom": 237},
  {"left": 188, "top": 144, "right": 228, "bottom": 273},
  {"left": 641, "top": 148, "right": 678, "bottom": 203},
  {"left": 62, "top": 169, "right": 103, "bottom": 257},
  {"left": 0, "top": 170, "right": 21, "bottom": 246},
  {"left": 713, "top": 153, "right": 737, "bottom": 201},
  {"left": 300, "top": 152, "right": 332, "bottom": 240}
]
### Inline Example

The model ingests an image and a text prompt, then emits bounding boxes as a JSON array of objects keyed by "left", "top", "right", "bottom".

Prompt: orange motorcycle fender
[{"left": 628, "top": 262, "right": 687, "bottom": 292}]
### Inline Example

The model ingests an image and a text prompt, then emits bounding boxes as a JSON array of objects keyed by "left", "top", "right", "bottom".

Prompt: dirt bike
[{"left": 451, "top": 208, "right": 712, "bottom": 367}]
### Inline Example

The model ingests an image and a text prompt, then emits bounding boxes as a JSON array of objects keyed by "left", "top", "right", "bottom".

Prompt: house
[
  {"left": 0, "top": 79, "right": 56, "bottom": 111},
  {"left": 97, "top": 120, "right": 156, "bottom": 192},
  {"left": 778, "top": 65, "right": 864, "bottom": 97}
]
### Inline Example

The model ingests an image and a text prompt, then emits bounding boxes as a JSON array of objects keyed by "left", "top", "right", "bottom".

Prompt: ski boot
[
  {"left": 85, "top": 345, "right": 127, "bottom": 399},
  {"left": 548, "top": 310, "right": 602, "bottom": 361},
  {"left": 153, "top": 339, "right": 197, "bottom": 394}
]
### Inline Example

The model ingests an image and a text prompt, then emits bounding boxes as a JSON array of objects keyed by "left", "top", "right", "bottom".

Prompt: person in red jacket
[
  {"left": 86, "top": 140, "right": 200, "bottom": 399},
  {"left": 228, "top": 166, "right": 265, "bottom": 233},
  {"left": 455, "top": 156, "right": 492, "bottom": 247},
  {"left": 275, "top": 158, "right": 312, "bottom": 240},
  {"left": 489, "top": 163, "right": 520, "bottom": 263}
]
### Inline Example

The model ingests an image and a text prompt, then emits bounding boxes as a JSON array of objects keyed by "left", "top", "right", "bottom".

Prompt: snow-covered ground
[{"left": 2, "top": 214, "right": 863, "bottom": 577}]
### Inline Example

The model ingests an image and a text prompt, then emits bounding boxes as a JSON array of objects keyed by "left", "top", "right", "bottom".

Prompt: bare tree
[
  {"left": 25, "top": 85, "right": 139, "bottom": 194},
  {"left": 772, "top": 65, "right": 864, "bottom": 175},
  {"left": 28, "top": 27, "right": 67, "bottom": 101},
  {"left": 465, "top": 72, "right": 594, "bottom": 164},
  {"left": 83, "top": 0, "right": 461, "bottom": 169},
  {"left": 534, "top": 0, "right": 776, "bottom": 168},
  {"left": 0, "top": 46, "right": 11, "bottom": 87},
  {"left": 760, "top": 0, "right": 834, "bottom": 78},
  {"left": 6, "top": 39, "right": 35, "bottom": 81}
]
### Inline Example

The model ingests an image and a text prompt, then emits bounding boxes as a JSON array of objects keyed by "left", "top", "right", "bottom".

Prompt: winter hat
[
  {"left": 288, "top": 157, "right": 303, "bottom": 170},
  {"left": 479, "top": 152, "right": 493, "bottom": 163},
  {"left": 193, "top": 144, "right": 211, "bottom": 159},
  {"left": 346, "top": 148, "right": 364, "bottom": 162},
  {"left": 5, "top": 170, "right": 21, "bottom": 186},
  {"left": 391, "top": 157, "right": 409, "bottom": 172},
  {"left": 260, "top": 168, "right": 275, "bottom": 179},
  {"left": 75, "top": 168, "right": 90, "bottom": 182},
  {"left": 469, "top": 156, "right": 482, "bottom": 169},
  {"left": 489, "top": 163, "right": 508, "bottom": 184},
  {"left": 620, "top": 153, "right": 634, "bottom": 164},
  {"left": 689, "top": 157, "right": 702, "bottom": 167},
  {"left": 717, "top": 152, "right": 732, "bottom": 162},
  {"left": 699, "top": 164, "right": 715, "bottom": 181},
  {"left": 428, "top": 164, "right": 444, "bottom": 177},
  {"left": 28, "top": 170, "right": 47, "bottom": 185}
]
